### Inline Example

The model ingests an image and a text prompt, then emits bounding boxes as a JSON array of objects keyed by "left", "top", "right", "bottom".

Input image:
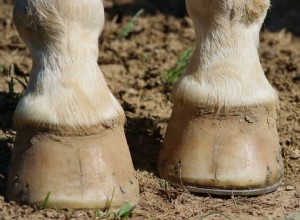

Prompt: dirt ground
[{"left": 0, "top": 0, "right": 299, "bottom": 219}]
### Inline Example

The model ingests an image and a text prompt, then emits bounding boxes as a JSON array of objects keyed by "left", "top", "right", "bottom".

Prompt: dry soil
[{"left": 0, "top": 0, "right": 299, "bottom": 219}]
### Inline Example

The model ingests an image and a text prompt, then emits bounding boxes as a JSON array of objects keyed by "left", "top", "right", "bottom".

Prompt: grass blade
[
  {"left": 39, "top": 191, "right": 51, "bottom": 210},
  {"left": 163, "top": 47, "right": 194, "bottom": 83},
  {"left": 105, "top": 188, "right": 115, "bottom": 215},
  {"left": 117, "top": 203, "right": 133, "bottom": 219},
  {"left": 116, "top": 9, "right": 144, "bottom": 40}
]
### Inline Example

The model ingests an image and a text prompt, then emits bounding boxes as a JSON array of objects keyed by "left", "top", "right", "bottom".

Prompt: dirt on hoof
[{"left": 0, "top": 0, "right": 299, "bottom": 219}]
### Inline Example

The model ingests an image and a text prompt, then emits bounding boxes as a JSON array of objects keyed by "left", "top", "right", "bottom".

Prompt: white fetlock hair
[
  {"left": 173, "top": 0, "right": 277, "bottom": 110},
  {"left": 13, "top": 0, "right": 125, "bottom": 131}
]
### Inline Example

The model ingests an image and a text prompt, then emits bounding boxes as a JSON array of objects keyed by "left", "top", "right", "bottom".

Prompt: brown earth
[{"left": 0, "top": 0, "right": 299, "bottom": 219}]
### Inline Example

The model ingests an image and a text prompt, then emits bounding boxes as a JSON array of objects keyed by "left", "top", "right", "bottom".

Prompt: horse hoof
[
  {"left": 158, "top": 105, "right": 284, "bottom": 196},
  {"left": 7, "top": 125, "right": 139, "bottom": 209}
]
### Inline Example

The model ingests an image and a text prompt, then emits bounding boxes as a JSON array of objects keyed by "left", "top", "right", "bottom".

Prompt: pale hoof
[
  {"left": 7, "top": 126, "right": 139, "bottom": 209},
  {"left": 158, "top": 105, "right": 284, "bottom": 196}
]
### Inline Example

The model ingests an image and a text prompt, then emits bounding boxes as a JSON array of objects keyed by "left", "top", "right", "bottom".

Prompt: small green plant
[
  {"left": 116, "top": 9, "right": 144, "bottom": 40},
  {"left": 95, "top": 203, "right": 134, "bottom": 219},
  {"left": 95, "top": 209, "right": 107, "bottom": 219},
  {"left": 106, "top": 188, "right": 115, "bottom": 215},
  {"left": 158, "top": 179, "right": 170, "bottom": 191},
  {"left": 163, "top": 47, "right": 194, "bottom": 83},
  {"left": 95, "top": 188, "right": 134, "bottom": 219},
  {"left": 117, "top": 203, "right": 134, "bottom": 219},
  {"left": 39, "top": 191, "right": 51, "bottom": 210}
]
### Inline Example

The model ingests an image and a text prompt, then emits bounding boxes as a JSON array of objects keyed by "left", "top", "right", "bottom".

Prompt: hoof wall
[
  {"left": 7, "top": 125, "right": 139, "bottom": 209},
  {"left": 159, "top": 105, "right": 284, "bottom": 196}
]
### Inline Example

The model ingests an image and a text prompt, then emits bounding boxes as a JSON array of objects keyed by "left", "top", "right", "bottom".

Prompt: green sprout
[
  {"left": 39, "top": 191, "right": 51, "bottom": 210},
  {"left": 163, "top": 47, "right": 193, "bottom": 83},
  {"left": 116, "top": 9, "right": 144, "bottom": 40}
]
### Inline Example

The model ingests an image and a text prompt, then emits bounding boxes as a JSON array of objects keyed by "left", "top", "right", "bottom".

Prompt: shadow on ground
[
  {"left": 0, "top": 89, "right": 19, "bottom": 198},
  {"left": 0, "top": 137, "right": 13, "bottom": 198},
  {"left": 125, "top": 117, "right": 163, "bottom": 174},
  {"left": 0, "top": 92, "right": 20, "bottom": 129}
]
